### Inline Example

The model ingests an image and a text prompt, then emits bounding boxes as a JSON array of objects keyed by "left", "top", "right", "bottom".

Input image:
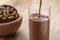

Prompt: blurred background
[{"left": 0, "top": 0, "right": 60, "bottom": 40}]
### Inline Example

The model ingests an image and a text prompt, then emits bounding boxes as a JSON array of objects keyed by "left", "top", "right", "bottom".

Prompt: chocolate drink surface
[{"left": 29, "top": 13, "right": 50, "bottom": 40}]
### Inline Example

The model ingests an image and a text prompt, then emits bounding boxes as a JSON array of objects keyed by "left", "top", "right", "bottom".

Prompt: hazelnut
[
  {"left": 3, "top": 14, "right": 8, "bottom": 17},
  {"left": 2, "top": 17, "right": 7, "bottom": 20},
  {"left": 6, "top": 7, "right": 10, "bottom": 10},
  {"left": 13, "top": 11, "right": 16, "bottom": 14},
  {"left": 11, "top": 12, "right": 15, "bottom": 15},
  {"left": 3, "top": 9, "right": 6, "bottom": 12},
  {"left": 8, "top": 16, "right": 14, "bottom": 19},
  {"left": 3, "top": 13, "right": 6, "bottom": 15},
  {"left": 0, "top": 15, "right": 2, "bottom": 17},
  {"left": 0, "top": 11, "right": 2, "bottom": 14},
  {"left": 5, "top": 15, "right": 8, "bottom": 17},
  {"left": 6, "top": 10, "right": 10, "bottom": 13},
  {"left": 15, "top": 14, "right": 18, "bottom": 18}
]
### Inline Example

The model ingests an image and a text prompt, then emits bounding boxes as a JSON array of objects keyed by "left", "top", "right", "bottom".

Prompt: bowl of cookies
[{"left": 0, "top": 5, "right": 22, "bottom": 36}]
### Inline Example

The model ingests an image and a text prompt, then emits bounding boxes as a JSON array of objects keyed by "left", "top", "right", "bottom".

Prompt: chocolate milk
[{"left": 29, "top": 13, "right": 50, "bottom": 40}]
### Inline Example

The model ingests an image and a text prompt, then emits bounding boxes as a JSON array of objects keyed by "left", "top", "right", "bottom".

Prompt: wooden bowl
[{"left": 0, "top": 16, "right": 22, "bottom": 36}]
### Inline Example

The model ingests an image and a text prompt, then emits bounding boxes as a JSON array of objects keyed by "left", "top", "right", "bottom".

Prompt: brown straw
[{"left": 39, "top": 0, "right": 42, "bottom": 18}]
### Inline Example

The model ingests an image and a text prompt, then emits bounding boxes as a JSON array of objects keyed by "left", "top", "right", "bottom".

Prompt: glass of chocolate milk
[{"left": 29, "top": 4, "right": 50, "bottom": 40}]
